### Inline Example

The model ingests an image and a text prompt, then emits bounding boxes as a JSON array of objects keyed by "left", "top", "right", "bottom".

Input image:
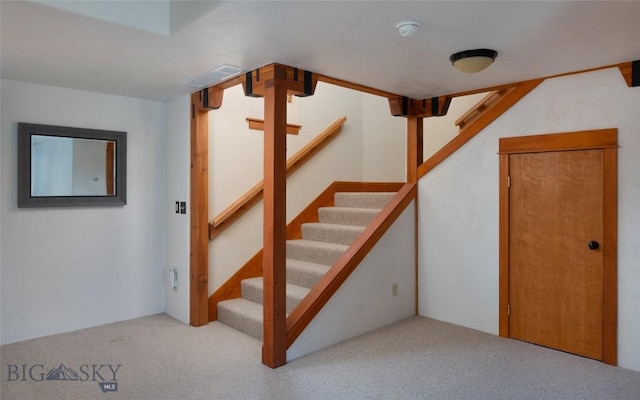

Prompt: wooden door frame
[{"left": 498, "top": 129, "right": 618, "bottom": 365}]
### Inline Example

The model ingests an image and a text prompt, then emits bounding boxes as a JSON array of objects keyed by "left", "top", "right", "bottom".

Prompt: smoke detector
[{"left": 396, "top": 21, "right": 421, "bottom": 37}]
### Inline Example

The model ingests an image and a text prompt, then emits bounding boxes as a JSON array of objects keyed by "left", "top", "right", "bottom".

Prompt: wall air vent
[{"left": 183, "top": 64, "right": 242, "bottom": 89}]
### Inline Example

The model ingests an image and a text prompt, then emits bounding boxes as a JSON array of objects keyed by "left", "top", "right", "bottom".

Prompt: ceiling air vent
[{"left": 183, "top": 64, "right": 242, "bottom": 89}]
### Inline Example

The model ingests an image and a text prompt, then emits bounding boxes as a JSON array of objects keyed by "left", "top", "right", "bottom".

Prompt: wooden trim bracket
[
  {"left": 618, "top": 60, "right": 640, "bottom": 87},
  {"left": 389, "top": 95, "right": 452, "bottom": 118},
  {"left": 243, "top": 63, "right": 318, "bottom": 98},
  {"left": 246, "top": 117, "right": 302, "bottom": 135}
]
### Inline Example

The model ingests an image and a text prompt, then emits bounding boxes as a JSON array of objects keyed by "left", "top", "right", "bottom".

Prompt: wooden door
[
  {"left": 509, "top": 149, "right": 604, "bottom": 360},
  {"left": 499, "top": 129, "right": 618, "bottom": 365}
]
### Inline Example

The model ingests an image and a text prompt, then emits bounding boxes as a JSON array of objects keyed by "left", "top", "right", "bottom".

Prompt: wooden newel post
[
  {"left": 262, "top": 78, "right": 289, "bottom": 368},
  {"left": 242, "top": 63, "right": 317, "bottom": 368}
]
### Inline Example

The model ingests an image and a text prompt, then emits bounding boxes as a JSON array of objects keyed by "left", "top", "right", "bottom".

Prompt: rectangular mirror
[{"left": 18, "top": 123, "right": 126, "bottom": 207}]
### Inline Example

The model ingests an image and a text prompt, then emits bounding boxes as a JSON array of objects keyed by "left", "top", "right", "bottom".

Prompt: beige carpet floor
[{"left": 2, "top": 314, "right": 639, "bottom": 400}]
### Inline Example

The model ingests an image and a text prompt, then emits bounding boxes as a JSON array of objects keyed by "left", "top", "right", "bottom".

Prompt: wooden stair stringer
[
  {"left": 285, "top": 182, "right": 417, "bottom": 348},
  {"left": 417, "top": 78, "right": 544, "bottom": 179}
]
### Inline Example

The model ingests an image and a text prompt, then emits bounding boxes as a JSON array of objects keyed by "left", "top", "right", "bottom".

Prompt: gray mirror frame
[{"left": 17, "top": 123, "right": 127, "bottom": 207}]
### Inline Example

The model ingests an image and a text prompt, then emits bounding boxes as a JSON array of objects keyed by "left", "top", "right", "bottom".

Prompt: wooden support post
[
  {"left": 406, "top": 116, "right": 423, "bottom": 315},
  {"left": 239, "top": 63, "right": 317, "bottom": 367},
  {"left": 262, "top": 79, "right": 289, "bottom": 368},
  {"left": 190, "top": 91, "right": 210, "bottom": 326},
  {"left": 242, "top": 64, "right": 318, "bottom": 368},
  {"left": 406, "top": 116, "right": 423, "bottom": 183}
]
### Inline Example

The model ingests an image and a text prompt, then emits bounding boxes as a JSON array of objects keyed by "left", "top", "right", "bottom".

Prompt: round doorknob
[{"left": 588, "top": 241, "right": 600, "bottom": 250}]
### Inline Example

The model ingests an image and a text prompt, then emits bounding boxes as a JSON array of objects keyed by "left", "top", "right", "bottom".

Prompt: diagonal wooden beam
[{"left": 417, "top": 78, "right": 544, "bottom": 179}]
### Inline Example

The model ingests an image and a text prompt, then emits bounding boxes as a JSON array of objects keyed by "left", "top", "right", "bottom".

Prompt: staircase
[{"left": 216, "top": 191, "right": 396, "bottom": 339}]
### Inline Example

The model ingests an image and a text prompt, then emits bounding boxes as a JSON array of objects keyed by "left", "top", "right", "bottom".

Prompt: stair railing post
[{"left": 262, "top": 78, "right": 288, "bottom": 368}]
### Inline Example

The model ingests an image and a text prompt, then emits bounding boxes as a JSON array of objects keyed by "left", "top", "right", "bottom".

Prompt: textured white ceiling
[{"left": 2, "top": 1, "right": 639, "bottom": 101}]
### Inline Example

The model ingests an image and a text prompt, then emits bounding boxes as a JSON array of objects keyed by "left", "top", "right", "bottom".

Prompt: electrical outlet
[
  {"left": 392, "top": 283, "right": 398, "bottom": 296},
  {"left": 170, "top": 268, "right": 178, "bottom": 289}
]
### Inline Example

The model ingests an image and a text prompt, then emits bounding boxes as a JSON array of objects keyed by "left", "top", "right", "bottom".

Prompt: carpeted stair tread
[
  {"left": 242, "top": 277, "right": 310, "bottom": 314},
  {"left": 287, "top": 239, "right": 349, "bottom": 266},
  {"left": 334, "top": 192, "right": 396, "bottom": 209},
  {"left": 217, "top": 298, "right": 263, "bottom": 340},
  {"left": 286, "top": 258, "right": 331, "bottom": 289},
  {"left": 301, "top": 222, "right": 365, "bottom": 245},
  {"left": 216, "top": 188, "right": 399, "bottom": 341},
  {"left": 318, "top": 206, "right": 381, "bottom": 227}
]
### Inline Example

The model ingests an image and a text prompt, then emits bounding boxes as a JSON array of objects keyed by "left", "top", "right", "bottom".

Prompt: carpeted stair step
[
  {"left": 301, "top": 222, "right": 365, "bottom": 245},
  {"left": 287, "top": 239, "right": 349, "bottom": 266},
  {"left": 241, "top": 277, "right": 310, "bottom": 314},
  {"left": 334, "top": 192, "right": 396, "bottom": 209},
  {"left": 318, "top": 206, "right": 381, "bottom": 227},
  {"left": 217, "top": 298, "right": 263, "bottom": 339},
  {"left": 216, "top": 188, "right": 399, "bottom": 342},
  {"left": 286, "top": 258, "right": 331, "bottom": 289}
]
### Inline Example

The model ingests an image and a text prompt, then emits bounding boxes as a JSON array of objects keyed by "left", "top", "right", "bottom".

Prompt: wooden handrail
[
  {"left": 208, "top": 116, "right": 347, "bottom": 240},
  {"left": 285, "top": 182, "right": 416, "bottom": 347},
  {"left": 454, "top": 88, "right": 516, "bottom": 130},
  {"left": 417, "top": 78, "right": 544, "bottom": 179},
  {"left": 208, "top": 180, "right": 404, "bottom": 321}
]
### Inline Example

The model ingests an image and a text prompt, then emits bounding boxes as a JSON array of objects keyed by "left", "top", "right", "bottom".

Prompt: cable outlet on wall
[{"left": 392, "top": 283, "right": 398, "bottom": 296}]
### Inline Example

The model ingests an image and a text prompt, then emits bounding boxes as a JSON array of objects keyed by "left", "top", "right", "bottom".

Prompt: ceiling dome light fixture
[
  {"left": 450, "top": 49, "right": 498, "bottom": 73},
  {"left": 396, "top": 20, "right": 421, "bottom": 37}
]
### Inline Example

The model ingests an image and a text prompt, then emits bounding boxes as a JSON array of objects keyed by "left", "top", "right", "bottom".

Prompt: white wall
[
  {"left": 288, "top": 201, "right": 416, "bottom": 361},
  {"left": 362, "top": 94, "right": 406, "bottom": 182},
  {"left": 164, "top": 94, "right": 191, "bottom": 324},
  {"left": 418, "top": 68, "right": 640, "bottom": 372},
  {"left": 423, "top": 93, "right": 486, "bottom": 160},
  {"left": 0, "top": 79, "right": 166, "bottom": 344},
  {"left": 207, "top": 82, "right": 405, "bottom": 294}
]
